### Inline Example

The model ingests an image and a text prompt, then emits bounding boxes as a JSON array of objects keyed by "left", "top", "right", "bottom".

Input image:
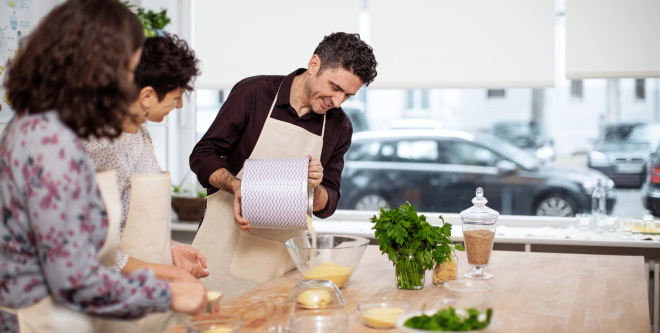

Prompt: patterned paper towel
[{"left": 241, "top": 158, "right": 311, "bottom": 229}]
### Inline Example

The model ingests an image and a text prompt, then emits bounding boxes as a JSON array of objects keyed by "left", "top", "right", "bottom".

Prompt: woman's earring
[{"left": 144, "top": 108, "right": 149, "bottom": 125}]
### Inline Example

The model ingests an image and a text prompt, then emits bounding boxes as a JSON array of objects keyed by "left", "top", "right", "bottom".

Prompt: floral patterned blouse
[
  {"left": 0, "top": 112, "right": 172, "bottom": 333},
  {"left": 83, "top": 124, "right": 162, "bottom": 270}
]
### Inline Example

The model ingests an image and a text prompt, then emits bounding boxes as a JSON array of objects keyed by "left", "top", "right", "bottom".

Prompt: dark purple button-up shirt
[{"left": 190, "top": 69, "right": 353, "bottom": 218}]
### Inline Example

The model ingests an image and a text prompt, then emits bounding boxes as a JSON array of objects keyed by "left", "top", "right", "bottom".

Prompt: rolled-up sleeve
[
  {"left": 314, "top": 117, "right": 352, "bottom": 218},
  {"left": 190, "top": 82, "right": 252, "bottom": 189}
]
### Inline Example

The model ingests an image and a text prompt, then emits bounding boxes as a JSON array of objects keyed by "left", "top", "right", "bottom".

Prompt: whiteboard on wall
[
  {"left": 566, "top": 0, "right": 660, "bottom": 79},
  {"left": 194, "top": 0, "right": 359, "bottom": 89},
  {"left": 0, "top": 0, "right": 66, "bottom": 123},
  {"left": 368, "top": 0, "right": 555, "bottom": 89}
]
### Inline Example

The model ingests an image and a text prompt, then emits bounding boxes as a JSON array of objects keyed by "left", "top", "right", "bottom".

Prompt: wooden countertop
[{"left": 166, "top": 246, "right": 651, "bottom": 332}]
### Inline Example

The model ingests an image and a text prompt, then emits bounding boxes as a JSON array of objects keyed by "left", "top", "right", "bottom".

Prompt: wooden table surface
[{"left": 166, "top": 246, "right": 651, "bottom": 333}]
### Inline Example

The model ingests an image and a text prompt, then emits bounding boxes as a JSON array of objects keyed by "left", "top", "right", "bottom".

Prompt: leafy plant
[
  {"left": 370, "top": 202, "right": 464, "bottom": 289},
  {"left": 137, "top": 7, "right": 171, "bottom": 37},
  {"left": 117, "top": 1, "right": 171, "bottom": 37},
  {"left": 171, "top": 171, "right": 206, "bottom": 198},
  {"left": 404, "top": 307, "right": 493, "bottom": 331},
  {"left": 117, "top": 0, "right": 135, "bottom": 9}
]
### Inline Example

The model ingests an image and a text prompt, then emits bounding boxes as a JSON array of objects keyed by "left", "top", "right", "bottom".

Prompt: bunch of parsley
[
  {"left": 370, "top": 202, "right": 464, "bottom": 289},
  {"left": 404, "top": 307, "right": 493, "bottom": 331}
]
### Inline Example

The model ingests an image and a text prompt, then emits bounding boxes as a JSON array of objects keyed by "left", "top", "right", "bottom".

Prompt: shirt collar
[{"left": 276, "top": 68, "right": 336, "bottom": 117}]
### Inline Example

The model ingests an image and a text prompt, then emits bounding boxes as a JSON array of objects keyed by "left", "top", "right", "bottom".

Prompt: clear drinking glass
[
  {"left": 604, "top": 216, "right": 618, "bottom": 233},
  {"left": 460, "top": 188, "right": 499, "bottom": 280},
  {"left": 263, "top": 295, "right": 295, "bottom": 333},
  {"left": 592, "top": 214, "right": 604, "bottom": 234},
  {"left": 620, "top": 218, "right": 634, "bottom": 238},
  {"left": 643, "top": 215, "right": 655, "bottom": 233},
  {"left": 184, "top": 313, "right": 243, "bottom": 333},
  {"left": 575, "top": 213, "right": 591, "bottom": 231},
  {"left": 289, "top": 310, "right": 348, "bottom": 333}
]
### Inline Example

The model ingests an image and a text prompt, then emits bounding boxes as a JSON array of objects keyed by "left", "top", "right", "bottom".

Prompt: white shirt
[{"left": 83, "top": 124, "right": 162, "bottom": 269}]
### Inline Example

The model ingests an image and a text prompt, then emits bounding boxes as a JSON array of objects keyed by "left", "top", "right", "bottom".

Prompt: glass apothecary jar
[
  {"left": 460, "top": 187, "right": 498, "bottom": 280},
  {"left": 432, "top": 245, "right": 458, "bottom": 285},
  {"left": 395, "top": 249, "right": 425, "bottom": 290}
]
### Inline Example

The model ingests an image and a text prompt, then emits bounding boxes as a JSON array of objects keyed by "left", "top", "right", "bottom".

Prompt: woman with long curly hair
[{"left": 0, "top": 1, "right": 207, "bottom": 332}]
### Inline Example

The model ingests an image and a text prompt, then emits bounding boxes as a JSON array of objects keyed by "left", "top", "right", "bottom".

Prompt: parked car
[
  {"left": 344, "top": 108, "right": 369, "bottom": 132},
  {"left": 339, "top": 130, "right": 616, "bottom": 216},
  {"left": 384, "top": 118, "right": 443, "bottom": 130},
  {"left": 588, "top": 123, "right": 660, "bottom": 188},
  {"left": 642, "top": 143, "right": 660, "bottom": 217},
  {"left": 490, "top": 121, "right": 556, "bottom": 163}
]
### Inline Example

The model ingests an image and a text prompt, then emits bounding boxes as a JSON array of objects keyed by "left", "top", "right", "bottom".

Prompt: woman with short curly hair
[
  {"left": 84, "top": 33, "right": 204, "bottom": 333},
  {"left": 0, "top": 1, "right": 207, "bottom": 332}
]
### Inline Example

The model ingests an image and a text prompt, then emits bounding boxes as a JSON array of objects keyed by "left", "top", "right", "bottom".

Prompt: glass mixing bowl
[{"left": 284, "top": 235, "right": 369, "bottom": 289}]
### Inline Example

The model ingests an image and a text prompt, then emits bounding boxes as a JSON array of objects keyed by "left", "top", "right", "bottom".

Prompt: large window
[{"left": 187, "top": 0, "right": 659, "bottom": 221}]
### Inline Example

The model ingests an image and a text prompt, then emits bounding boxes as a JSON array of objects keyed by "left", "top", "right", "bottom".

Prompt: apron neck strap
[
  {"left": 268, "top": 79, "right": 326, "bottom": 139},
  {"left": 266, "top": 81, "right": 284, "bottom": 119},
  {"left": 321, "top": 113, "right": 326, "bottom": 139},
  {"left": 120, "top": 127, "right": 161, "bottom": 167}
]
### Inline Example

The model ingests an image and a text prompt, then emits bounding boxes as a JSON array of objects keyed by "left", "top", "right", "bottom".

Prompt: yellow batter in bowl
[
  {"left": 296, "top": 289, "right": 332, "bottom": 309},
  {"left": 362, "top": 307, "right": 404, "bottom": 328},
  {"left": 303, "top": 262, "right": 353, "bottom": 288}
]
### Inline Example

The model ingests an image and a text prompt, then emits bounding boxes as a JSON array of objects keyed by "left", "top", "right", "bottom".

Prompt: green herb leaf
[{"left": 404, "top": 307, "right": 493, "bottom": 331}]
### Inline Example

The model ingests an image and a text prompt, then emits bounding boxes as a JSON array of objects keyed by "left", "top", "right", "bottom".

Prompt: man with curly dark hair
[{"left": 190, "top": 32, "right": 377, "bottom": 300}]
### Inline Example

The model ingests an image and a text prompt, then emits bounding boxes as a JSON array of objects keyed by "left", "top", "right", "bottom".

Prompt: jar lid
[{"left": 459, "top": 187, "right": 499, "bottom": 224}]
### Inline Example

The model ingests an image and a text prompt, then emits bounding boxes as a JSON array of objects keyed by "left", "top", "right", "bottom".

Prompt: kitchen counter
[{"left": 165, "top": 246, "right": 650, "bottom": 332}]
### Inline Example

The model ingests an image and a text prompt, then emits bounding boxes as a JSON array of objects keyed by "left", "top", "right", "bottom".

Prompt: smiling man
[{"left": 189, "top": 32, "right": 377, "bottom": 299}]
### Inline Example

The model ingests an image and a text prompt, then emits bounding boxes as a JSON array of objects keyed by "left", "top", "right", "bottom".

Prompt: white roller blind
[
  {"left": 369, "top": 0, "right": 555, "bottom": 89},
  {"left": 566, "top": 0, "right": 660, "bottom": 79},
  {"left": 194, "top": 0, "right": 359, "bottom": 89}
]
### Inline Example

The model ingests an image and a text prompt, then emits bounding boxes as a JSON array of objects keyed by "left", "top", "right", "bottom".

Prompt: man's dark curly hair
[
  {"left": 6, "top": 0, "right": 144, "bottom": 139},
  {"left": 134, "top": 32, "right": 201, "bottom": 101},
  {"left": 314, "top": 32, "right": 377, "bottom": 86}
]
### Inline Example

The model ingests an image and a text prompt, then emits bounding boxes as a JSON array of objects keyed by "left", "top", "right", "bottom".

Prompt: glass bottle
[
  {"left": 592, "top": 179, "right": 606, "bottom": 233},
  {"left": 432, "top": 245, "right": 458, "bottom": 285},
  {"left": 460, "top": 188, "right": 499, "bottom": 280}
]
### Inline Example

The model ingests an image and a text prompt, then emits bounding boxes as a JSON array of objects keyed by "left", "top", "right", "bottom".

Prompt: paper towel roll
[{"left": 241, "top": 157, "right": 311, "bottom": 229}]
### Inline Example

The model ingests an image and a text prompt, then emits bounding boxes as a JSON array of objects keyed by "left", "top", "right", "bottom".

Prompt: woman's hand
[
  {"left": 171, "top": 242, "right": 210, "bottom": 279},
  {"left": 169, "top": 282, "right": 208, "bottom": 315},
  {"left": 121, "top": 256, "right": 199, "bottom": 284}
]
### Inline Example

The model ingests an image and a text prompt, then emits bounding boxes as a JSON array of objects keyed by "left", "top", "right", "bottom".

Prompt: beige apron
[
  {"left": 94, "top": 129, "right": 179, "bottom": 333},
  {"left": 192, "top": 85, "right": 326, "bottom": 302},
  {"left": 0, "top": 171, "right": 121, "bottom": 333}
]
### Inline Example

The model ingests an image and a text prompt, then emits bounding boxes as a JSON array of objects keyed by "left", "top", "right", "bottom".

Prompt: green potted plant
[
  {"left": 171, "top": 172, "right": 207, "bottom": 222},
  {"left": 370, "top": 202, "right": 464, "bottom": 290},
  {"left": 118, "top": 1, "right": 171, "bottom": 37},
  {"left": 137, "top": 7, "right": 171, "bottom": 37}
]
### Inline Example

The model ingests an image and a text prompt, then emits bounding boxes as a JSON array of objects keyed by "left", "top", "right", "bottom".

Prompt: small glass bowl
[
  {"left": 184, "top": 313, "right": 243, "bottom": 333},
  {"left": 290, "top": 309, "right": 348, "bottom": 333},
  {"left": 287, "top": 279, "right": 345, "bottom": 310},
  {"left": 357, "top": 297, "right": 410, "bottom": 329}
]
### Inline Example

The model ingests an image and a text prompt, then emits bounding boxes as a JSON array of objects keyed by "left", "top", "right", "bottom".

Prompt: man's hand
[
  {"left": 171, "top": 242, "right": 210, "bottom": 279},
  {"left": 232, "top": 180, "right": 252, "bottom": 232},
  {"left": 308, "top": 156, "right": 324, "bottom": 188},
  {"left": 209, "top": 168, "right": 252, "bottom": 232}
]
